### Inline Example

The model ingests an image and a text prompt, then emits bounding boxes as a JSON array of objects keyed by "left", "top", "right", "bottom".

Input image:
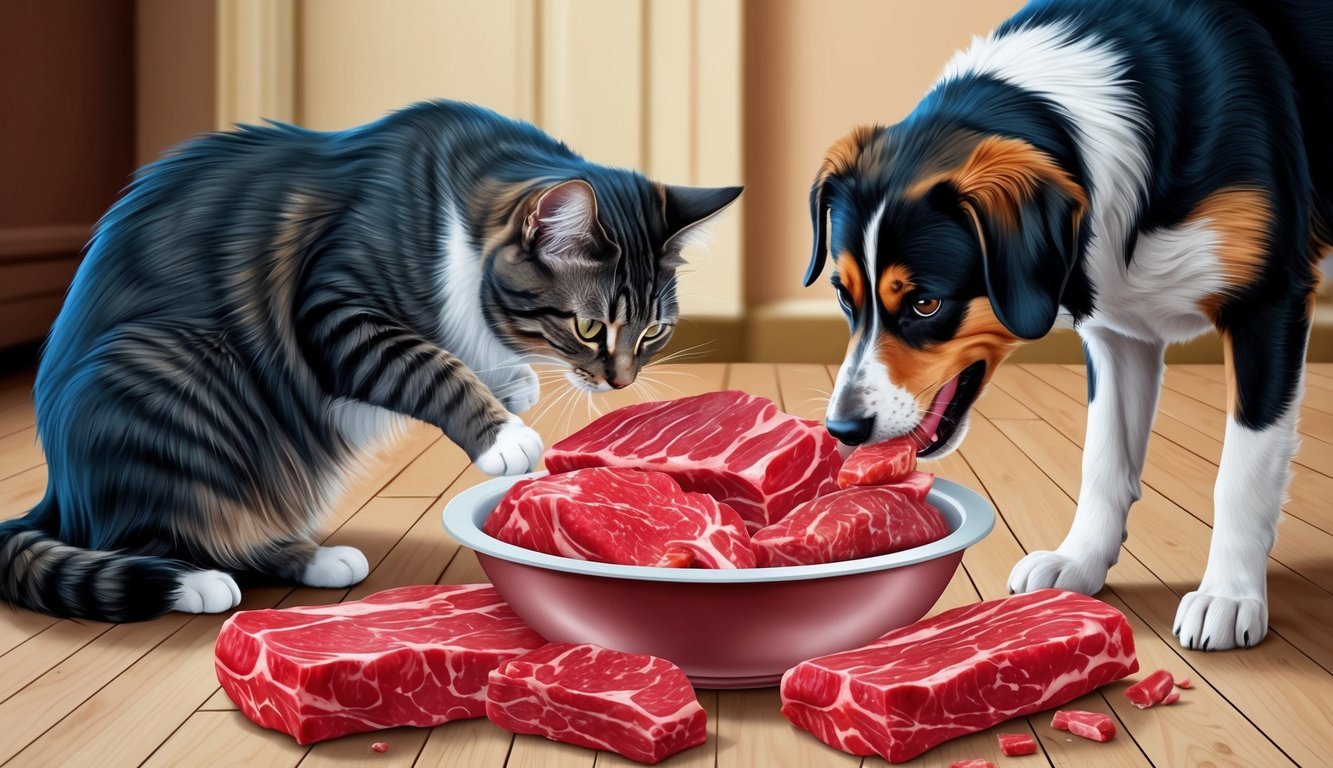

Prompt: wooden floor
[{"left": 0, "top": 363, "right": 1330, "bottom": 767}]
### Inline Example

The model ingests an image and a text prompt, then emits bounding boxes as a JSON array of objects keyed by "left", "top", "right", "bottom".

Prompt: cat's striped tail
[{"left": 0, "top": 497, "right": 189, "bottom": 622}]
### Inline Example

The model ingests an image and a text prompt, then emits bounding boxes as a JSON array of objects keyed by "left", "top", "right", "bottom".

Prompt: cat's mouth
[{"left": 565, "top": 369, "right": 613, "bottom": 393}]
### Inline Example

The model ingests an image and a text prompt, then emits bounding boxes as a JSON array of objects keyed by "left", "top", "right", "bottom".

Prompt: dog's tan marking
[
  {"left": 1192, "top": 188, "right": 1272, "bottom": 320},
  {"left": 875, "top": 297, "right": 1022, "bottom": 412},
  {"left": 836, "top": 251, "right": 865, "bottom": 309},
  {"left": 908, "top": 136, "right": 1088, "bottom": 231},
  {"left": 877, "top": 265, "right": 915, "bottom": 314},
  {"left": 819, "top": 125, "right": 881, "bottom": 181},
  {"left": 1220, "top": 330, "right": 1239, "bottom": 418}
]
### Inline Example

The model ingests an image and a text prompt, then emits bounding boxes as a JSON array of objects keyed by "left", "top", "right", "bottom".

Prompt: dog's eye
[
  {"left": 834, "top": 285, "right": 854, "bottom": 315},
  {"left": 912, "top": 298, "right": 942, "bottom": 318}
]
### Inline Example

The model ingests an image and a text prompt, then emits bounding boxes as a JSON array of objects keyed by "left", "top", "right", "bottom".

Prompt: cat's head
[{"left": 480, "top": 174, "right": 741, "bottom": 392}]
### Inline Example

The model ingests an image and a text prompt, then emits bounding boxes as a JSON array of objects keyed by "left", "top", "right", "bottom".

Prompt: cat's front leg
[
  {"left": 488, "top": 364, "right": 540, "bottom": 414},
  {"left": 302, "top": 308, "right": 542, "bottom": 475}
]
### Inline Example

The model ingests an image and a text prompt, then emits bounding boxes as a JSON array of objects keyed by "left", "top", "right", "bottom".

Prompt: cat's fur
[{"left": 0, "top": 100, "right": 741, "bottom": 622}]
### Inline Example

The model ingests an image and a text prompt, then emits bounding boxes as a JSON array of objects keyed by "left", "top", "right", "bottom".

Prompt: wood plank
[
  {"left": 0, "top": 463, "right": 45, "bottom": 519},
  {"left": 961, "top": 413, "right": 1320, "bottom": 766},
  {"left": 0, "top": 426, "right": 42, "bottom": 481},
  {"left": 140, "top": 710, "right": 308, "bottom": 768},
  {"left": 993, "top": 417, "right": 1333, "bottom": 671},
  {"left": 716, "top": 688, "right": 859, "bottom": 768},
  {"left": 1002, "top": 367, "right": 1333, "bottom": 592},
  {"left": 300, "top": 726, "right": 429, "bottom": 767},
  {"left": 774, "top": 364, "right": 833, "bottom": 419},
  {"left": 1001, "top": 367, "right": 1333, "bottom": 550},
  {"left": 413, "top": 717, "right": 513, "bottom": 768}
]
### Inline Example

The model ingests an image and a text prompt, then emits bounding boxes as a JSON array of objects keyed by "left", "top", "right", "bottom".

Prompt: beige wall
[
  {"left": 743, "top": 0, "right": 1019, "bottom": 309},
  {"left": 137, "top": 0, "right": 217, "bottom": 165}
]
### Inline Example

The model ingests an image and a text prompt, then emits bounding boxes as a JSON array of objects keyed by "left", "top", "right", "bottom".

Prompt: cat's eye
[
  {"left": 912, "top": 298, "right": 942, "bottom": 318},
  {"left": 574, "top": 317, "right": 604, "bottom": 341},
  {"left": 642, "top": 323, "right": 666, "bottom": 340}
]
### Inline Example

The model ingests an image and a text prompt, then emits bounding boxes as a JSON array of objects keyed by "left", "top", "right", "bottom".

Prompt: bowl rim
[{"left": 442, "top": 472, "right": 995, "bottom": 584}]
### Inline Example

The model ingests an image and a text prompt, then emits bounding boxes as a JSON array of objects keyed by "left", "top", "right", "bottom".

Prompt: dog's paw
[
  {"left": 171, "top": 570, "right": 242, "bottom": 614},
  {"left": 1174, "top": 590, "right": 1267, "bottom": 651},
  {"left": 302, "top": 545, "right": 370, "bottom": 588},
  {"left": 475, "top": 419, "right": 543, "bottom": 476},
  {"left": 1008, "top": 550, "right": 1110, "bottom": 596},
  {"left": 501, "top": 366, "right": 541, "bottom": 415}
]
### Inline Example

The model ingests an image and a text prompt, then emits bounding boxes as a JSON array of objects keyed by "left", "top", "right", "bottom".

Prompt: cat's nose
[{"left": 607, "top": 376, "right": 633, "bottom": 390}]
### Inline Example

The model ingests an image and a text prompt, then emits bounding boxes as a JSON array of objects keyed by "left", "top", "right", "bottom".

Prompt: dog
[{"left": 806, "top": 0, "right": 1329, "bottom": 651}]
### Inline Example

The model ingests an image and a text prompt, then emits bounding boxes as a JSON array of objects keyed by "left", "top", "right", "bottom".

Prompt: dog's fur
[{"left": 808, "top": 0, "right": 1329, "bottom": 650}]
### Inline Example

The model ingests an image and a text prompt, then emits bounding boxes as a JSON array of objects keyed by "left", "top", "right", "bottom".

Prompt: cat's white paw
[
  {"left": 475, "top": 418, "right": 543, "bottom": 476},
  {"left": 171, "top": 569, "right": 242, "bottom": 614},
  {"left": 302, "top": 545, "right": 370, "bottom": 588},
  {"left": 1008, "top": 549, "right": 1110, "bottom": 596},
  {"left": 502, "top": 366, "right": 541, "bottom": 414},
  {"left": 1175, "top": 589, "right": 1268, "bottom": 651}
]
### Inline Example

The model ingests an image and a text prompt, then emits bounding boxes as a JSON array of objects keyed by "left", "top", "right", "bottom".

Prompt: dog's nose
[{"left": 826, "top": 416, "right": 875, "bottom": 446}]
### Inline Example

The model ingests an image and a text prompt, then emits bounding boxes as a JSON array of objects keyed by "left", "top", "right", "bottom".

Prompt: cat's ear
[
  {"left": 524, "top": 180, "right": 604, "bottom": 264},
  {"left": 661, "top": 185, "right": 744, "bottom": 251}
]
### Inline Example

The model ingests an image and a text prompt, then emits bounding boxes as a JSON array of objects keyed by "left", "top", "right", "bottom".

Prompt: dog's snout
[{"left": 826, "top": 416, "right": 876, "bottom": 446}]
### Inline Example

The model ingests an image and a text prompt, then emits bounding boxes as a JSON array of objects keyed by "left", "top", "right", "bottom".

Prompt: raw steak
[
  {"left": 486, "top": 643, "right": 707, "bottom": 765},
  {"left": 837, "top": 438, "right": 917, "bottom": 488},
  {"left": 780, "top": 589, "right": 1138, "bottom": 763},
  {"left": 545, "top": 391, "right": 842, "bottom": 531},
  {"left": 751, "top": 486, "right": 949, "bottom": 567},
  {"left": 485, "top": 467, "right": 755, "bottom": 568},
  {"left": 215, "top": 585, "right": 546, "bottom": 744},
  {"left": 884, "top": 471, "right": 935, "bottom": 502}
]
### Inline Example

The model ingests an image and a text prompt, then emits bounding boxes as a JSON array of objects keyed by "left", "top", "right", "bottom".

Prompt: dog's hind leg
[
  {"left": 1174, "top": 305, "right": 1310, "bottom": 651},
  {"left": 1009, "top": 326, "right": 1165, "bottom": 595}
]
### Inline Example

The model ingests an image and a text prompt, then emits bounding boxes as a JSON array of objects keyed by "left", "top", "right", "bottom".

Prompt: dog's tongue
[{"left": 911, "top": 375, "right": 959, "bottom": 445}]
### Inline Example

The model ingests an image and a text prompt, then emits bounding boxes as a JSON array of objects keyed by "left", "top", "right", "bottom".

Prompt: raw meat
[
  {"left": 1125, "top": 668, "right": 1175, "bottom": 708},
  {"left": 751, "top": 486, "right": 949, "bottom": 567},
  {"left": 545, "top": 391, "right": 842, "bottom": 531},
  {"left": 1176, "top": 677, "right": 1193, "bottom": 689},
  {"left": 998, "top": 733, "right": 1037, "bottom": 756},
  {"left": 1058, "top": 711, "right": 1116, "bottom": 742},
  {"left": 950, "top": 761, "right": 996, "bottom": 768},
  {"left": 215, "top": 585, "right": 546, "bottom": 744},
  {"left": 780, "top": 589, "right": 1138, "bottom": 763},
  {"left": 486, "top": 467, "right": 755, "bottom": 568},
  {"left": 486, "top": 643, "right": 707, "bottom": 765},
  {"left": 1163, "top": 691, "right": 1181, "bottom": 705},
  {"left": 884, "top": 471, "right": 935, "bottom": 502},
  {"left": 838, "top": 438, "right": 917, "bottom": 488}
]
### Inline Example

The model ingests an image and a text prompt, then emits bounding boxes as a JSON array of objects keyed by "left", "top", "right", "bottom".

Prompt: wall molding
[
  {"left": 0, "top": 225, "right": 93, "bottom": 261},
  {"left": 216, "top": 0, "right": 295, "bottom": 128}
]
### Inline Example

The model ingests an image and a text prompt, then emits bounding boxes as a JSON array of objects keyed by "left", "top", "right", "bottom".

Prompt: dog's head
[{"left": 806, "top": 125, "right": 1087, "bottom": 455}]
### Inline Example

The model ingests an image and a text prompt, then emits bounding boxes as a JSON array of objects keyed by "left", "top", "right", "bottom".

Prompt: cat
[{"left": 0, "top": 100, "right": 741, "bottom": 622}]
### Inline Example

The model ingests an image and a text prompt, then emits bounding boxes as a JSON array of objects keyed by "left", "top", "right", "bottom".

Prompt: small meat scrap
[
  {"left": 998, "top": 732, "right": 1038, "bottom": 756},
  {"left": 1125, "top": 668, "right": 1176, "bottom": 708},
  {"left": 370, "top": 742, "right": 388, "bottom": 753},
  {"left": 486, "top": 643, "right": 707, "bottom": 765},
  {"left": 949, "top": 761, "right": 998, "bottom": 768},
  {"left": 1059, "top": 711, "right": 1117, "bottom": 742}
]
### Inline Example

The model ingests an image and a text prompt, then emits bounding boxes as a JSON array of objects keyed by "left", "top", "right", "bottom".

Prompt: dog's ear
[
  {"left": 951, "top": 137, "right": 1087, "bottom": 339},
  {"left": 806, "top": 126, "right": 878, "bottom": 286}
]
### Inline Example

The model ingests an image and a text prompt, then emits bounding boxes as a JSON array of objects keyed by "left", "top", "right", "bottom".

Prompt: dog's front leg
[
  {"left": 1009, "top": 326, "right": 1165, "bottom": 595},
  {"left": 1174, "top": 323, "right": 1304, "bottom": 651}
]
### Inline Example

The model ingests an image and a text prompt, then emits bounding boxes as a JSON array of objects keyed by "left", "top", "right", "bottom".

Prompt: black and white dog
[{"left": 807, "top": 0, "right": 1329, "bottom": 650}]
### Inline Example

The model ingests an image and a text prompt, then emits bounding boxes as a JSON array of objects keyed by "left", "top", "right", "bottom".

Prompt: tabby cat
[{"left": 0, "top": 100, "right": 741, "bottom": 622}]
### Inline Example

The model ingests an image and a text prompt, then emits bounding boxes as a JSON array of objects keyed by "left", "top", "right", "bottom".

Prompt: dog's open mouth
[{"left": 910, "top": 361, "right": 987, "bottom": 457}]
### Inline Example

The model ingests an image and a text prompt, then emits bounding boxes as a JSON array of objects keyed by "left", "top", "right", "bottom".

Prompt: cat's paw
[
  {"left": 171, "top": 570, "right": 242, "bottom": 614},
  {"left": 475, "top": 418, "right": 543, "bottom": 476},
  {"left": 502, "top": 366, "right": 541, "bottom": 414},
  {"left": 302, "top": 545, "right": 370, "bottom": 588}
]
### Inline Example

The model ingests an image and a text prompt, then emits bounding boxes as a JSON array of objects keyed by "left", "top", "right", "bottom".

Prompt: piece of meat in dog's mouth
[{"left": 911, "top": 360, "right": 987, "bottom": 457}]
